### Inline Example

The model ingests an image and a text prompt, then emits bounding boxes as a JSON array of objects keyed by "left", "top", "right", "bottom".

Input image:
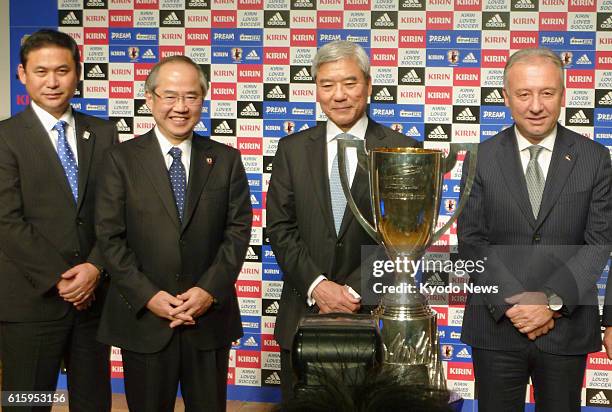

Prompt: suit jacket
[
  {"left": 96, "top": 130, "right": 251, "bottom": 353},
  {"left": 266, "top": 119, "right": 420, "bottom": 350},
  {"left": 0, "top": 106, "right": 117, "bottom": 322},
  {"left": 458, "top": 124, "right": 612, "bottom": 355}
]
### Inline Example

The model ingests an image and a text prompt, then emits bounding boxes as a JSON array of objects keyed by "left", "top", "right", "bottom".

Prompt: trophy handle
[
  {"left": 430, "top": 143, "right": 478, "bottom": 244},
  {"left": 337, "top": 138, "right": 379, "bottom": 241}
]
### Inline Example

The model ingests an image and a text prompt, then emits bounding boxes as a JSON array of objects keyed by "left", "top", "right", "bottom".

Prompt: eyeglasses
[{"left": 151, "top": 91, "right": 203, "bottom": 107}]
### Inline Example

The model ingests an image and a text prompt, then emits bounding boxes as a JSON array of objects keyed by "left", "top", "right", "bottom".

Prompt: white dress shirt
[
  {"left": 515, "top": 125, "right": 556, "bottom": 181},
  {"left": 31, "top": 101, "right": 78, "bottom": 165},
  {"left": 154, "top": 127, "right": 192, "bottom": 183}
]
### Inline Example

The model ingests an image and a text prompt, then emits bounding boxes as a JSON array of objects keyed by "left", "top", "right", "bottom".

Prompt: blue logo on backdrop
[
  {"left": 438, "top": 326, "right": 463, "bottom": 344},
  {"left": 262, "top": 246, "right": 277, "bottom": 264},
  {"left": 109, "top": 46, "right": 158, "bottom": 63},
  {"left": 379, "top": 122, "right": 425, "bottom": 140},
  {"left": 212, "top": 29, "right": 263, "bottom": 45},
  {"left": 211, "top": 46, "right": 263, "bottom": 64},
  {"left": 370, "top": 104, "right": 399, "bottom": 122},
  {"left": 442, "top": 179, "right": 462, "bottom": 196},
  {"left": 264, "top": 102, "right": 316, "bottom": 120},
  {"left": 241, "top": 316, "right": 261, "bottom": 333},
  {"left": 250, "top": 191, "right": 262, "bottom": 208},
  {"left": 595, "top": 109, "right": 612, "bottom": 127},
  {"left": 397, "top": 105, "right": 425, "bottom": 122},
  {"left": 426, "top": 49, "right": 480, "bottom": 67},
  {"left": 263, "top": 263, "right": 283, "bottom": 281},
  {"left": 109, "top": 28, "right": 158, "bottom": 45},
  {"left": 318, "top": 30, "right": 370, "bottom": 47},
  {"left": 480, "top": 124, "right": 510, "bottom": 140},
  {"left": 427, "top": 31, "right": 481, "bottom": 49},
  {"left": 72, "top": 99, "right": 108, "bottom": 117},
  {"left": 247, "top": 174, "right": 262, "bottom": 192},
  {"left": 235, "top": 333, "right": 261, "bottom": 351},
  {"left": 263, "top": 120, "right": 316, "bottom": 137},
  {"left": 594, "top": 128, "right": 612, "bottom": 141},
  {"left": 480, "top": 107, "right": 511, "bottom": 124}
]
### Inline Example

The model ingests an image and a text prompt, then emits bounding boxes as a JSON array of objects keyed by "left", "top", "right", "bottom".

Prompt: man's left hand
[
  {"left": 168, "top": 287, "right": 214, "bottom": 328},
  {"left": 505, "top": 292, "right": 555, "bottom": 334},
  {"left": 57, "top": 263, "right": 101, "bottom": 306}
]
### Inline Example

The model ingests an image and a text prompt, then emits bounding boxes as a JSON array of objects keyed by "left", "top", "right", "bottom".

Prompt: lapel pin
[
  {"left": 206, "top": 157, "right": 214, "bottom": 165},
  {"left": 82, "top": 131, "right": 91, "bottom": 140},
  {"left": 564, "top": 154, "right": 572, "bottom": 161}
]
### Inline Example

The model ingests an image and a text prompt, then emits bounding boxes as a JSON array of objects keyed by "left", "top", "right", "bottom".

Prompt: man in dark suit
[
  {"left": 95, "top": 55, "right": 251, "bottom": 412},
  {"left": 0, "top": 30, "right": 115, "bottom": 411},
  {"left": 266, "top": 40, "right": 419, "bottom": 401},
  {"left": 458, "top": 48, "right": 612, "bottom": 411}
]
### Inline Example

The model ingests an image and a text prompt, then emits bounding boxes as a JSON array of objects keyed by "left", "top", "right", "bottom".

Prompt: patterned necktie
[
  {"left": 53, "top": 120, "right": 78, "bottom": 203},
  {"left": 525, "top": 145, "right": 545, "bottom": 218},
  {"left": 329, "top": 133, "right": 355, "bottom": 235},
  {"left": 168, "top": 147, "right": 187, "bottom": 221}
]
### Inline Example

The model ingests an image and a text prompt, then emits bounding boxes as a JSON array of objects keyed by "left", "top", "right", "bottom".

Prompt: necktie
[
  {"left": 329, "top": 133, "right": 355, "bottom": 235},
  {"left": 168, "top": 147, "right": 187, "bottom": 221},
  {"left": 53, "top": 120, "right": 78, "bottom": 203},
  {"left": 525, "top": 145, "right": 545, "bottom": 218}
]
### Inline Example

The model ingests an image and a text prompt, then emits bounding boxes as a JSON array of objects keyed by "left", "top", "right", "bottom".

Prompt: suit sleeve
[
  {"left": 543, "top": 148, "right": 612, "bottom": 314},
  {"left": 266, "top": 138, "right": 325, "bottom": 298},
  {"left": 95, "top": 149, "right": 160, "bottom": 313},
  {"left": 86, "top": 122, "right": 119, "bottom": 270},
  {"left": 196, "top": 151, "right": 252, "bottom": 300},
  {"left": 458, "top": 151, "right": 526, "bottom": 322},
  {"left": 0, "top": 129, "right": 70, "bottom": 293}
]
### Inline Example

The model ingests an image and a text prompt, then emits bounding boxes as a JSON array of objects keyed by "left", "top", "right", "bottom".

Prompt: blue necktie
[
  {"left": 168, "top": 147, "right": 186, "bottom": 221},
  {"left": 329, "top": 133, "right": 355, "bottom": 235},
  {"left": 53, "top": 120, "right": 78, "bottom": 203}
]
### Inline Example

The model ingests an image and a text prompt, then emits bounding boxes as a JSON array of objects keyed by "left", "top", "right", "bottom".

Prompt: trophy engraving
[{"left": 337, "top": 140, "right": 477, "bottom": 389}]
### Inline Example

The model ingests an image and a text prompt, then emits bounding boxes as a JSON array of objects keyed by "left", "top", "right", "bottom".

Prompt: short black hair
[{"left": 20, "top": 29, "right": 81, "bottom": 78}]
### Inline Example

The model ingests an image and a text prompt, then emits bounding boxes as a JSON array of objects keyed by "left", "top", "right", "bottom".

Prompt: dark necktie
[
  {"left": 168, "top": 147, "right": 186, "bottom": 221},
  {"left": 525, "top": 145, "right": 545, "bottom": 218},
  {"left": 53, "top": 120, "right": 78, "bottom": 203}
]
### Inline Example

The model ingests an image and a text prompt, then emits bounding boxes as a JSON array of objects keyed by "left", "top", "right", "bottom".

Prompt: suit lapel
[
  {"left": 496, "top": 128, "right": 537, "bottom": 227},
  {"left": 535, "top": 128, "right": 577, "bottom": 229},
  {"left": 74, "top": 111, "right": 95, "bottom": 212},
  {"left": 134, "top": 131, "right": 181, "bottom": 230},
  {"left": 22, "top": 106, "right": 76, "bottom": 206},
  {"left": 181, "top": 135, "right": 214, "bottom": 232},
  {"left": 305, "top": 125, "right": 336, "bottom": 237}
]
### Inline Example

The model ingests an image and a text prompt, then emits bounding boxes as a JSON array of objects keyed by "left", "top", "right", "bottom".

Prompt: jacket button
[
  {"left": 533, "top": 234, "right": 541, "bottom": 243},
  {"left": 336, "top": 241, "right": 343, "bottom": 248},
  {"left": 76, "top": 218, "right": 83, "bottom": 225},
  {"left": 73, "top": 251, "right": 80, "bottom": 257}
]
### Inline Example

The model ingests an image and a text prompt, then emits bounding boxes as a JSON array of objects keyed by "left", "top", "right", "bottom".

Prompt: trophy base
[{"left": 373, "top": 293, "right": 446, "bottom": 390}]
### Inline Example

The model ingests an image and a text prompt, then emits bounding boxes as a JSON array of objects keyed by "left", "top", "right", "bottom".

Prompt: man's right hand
[
  {"left": 146, "top": 291, "right": 195, "bottom": 327},
  {"left": 526, "top": 318, "right": 555, "bottom": 340},
  {"left": 312, "top": 280, "right": 360, "bottom": 314}
]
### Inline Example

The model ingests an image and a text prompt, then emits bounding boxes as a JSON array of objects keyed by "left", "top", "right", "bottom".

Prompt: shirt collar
[
  {"left": 515, "top": 125, "right": 557, "bottom": 153},
  {"left": 326, "top": 114, "right": 368, "bottom": 143},
  {"left": 31, "top": 100, "right": 74, "bottom": 133},
  {"left": 154, "top": 126, "right": 193, "bottom": 156}
]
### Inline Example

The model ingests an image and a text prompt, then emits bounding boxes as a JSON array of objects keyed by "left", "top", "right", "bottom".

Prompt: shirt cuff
[{"left": 307, "top": 275, "right": 327, "bottom": 306}]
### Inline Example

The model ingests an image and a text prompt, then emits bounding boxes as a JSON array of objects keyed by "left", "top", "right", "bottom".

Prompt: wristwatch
[{"left": 545, "top": 291, "right": 563, "bottom": 312}]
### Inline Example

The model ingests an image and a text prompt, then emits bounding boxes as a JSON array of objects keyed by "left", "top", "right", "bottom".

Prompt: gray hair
[
  {"left": 145, "top": 55, "right": 208, "bottom": 96},
  {"left": 503, "top": 48, "right": 564, "bottom": 90},
  {"left": 312, "top": 40, "right": 370, "bottom": 80}
]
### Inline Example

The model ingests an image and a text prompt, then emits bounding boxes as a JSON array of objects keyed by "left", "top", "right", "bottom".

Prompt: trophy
[{"left": 337, "top": 140, "right": 477, "bottom": 389}]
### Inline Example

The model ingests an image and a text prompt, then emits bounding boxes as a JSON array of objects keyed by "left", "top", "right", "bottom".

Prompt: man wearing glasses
[{"left": 95, "top": 55, "right": 252, "bottom": 411}]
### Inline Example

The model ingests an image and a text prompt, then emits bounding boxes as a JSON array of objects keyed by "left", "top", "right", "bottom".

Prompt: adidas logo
[
  {"left": 293, "top": 0, "right": 314, "bottom": 7},
  {"left": 163, "top": 12, "right": 181, "bottom": 25},
  {"left": 243, "top": 336, "right": 258, "bottom": 347},
  {"left": 246, "top": 50, "right": 259, "bottom": 59},
  {"left": 86, "top": 0, "right": 105, "bottom": 6},
  {"left": 87, "top": 65, "right": 105, "bottom": 78},
  {"left": 590, "top": 391, "right": 610, "bottom": 405},
  {"left": 485, "top": 89, "right": 504, "bottom": 104},
  {"left": 514, "top": 0, "right": 535, "bottom": 9},
  {"left": 456, "top": 108, "right": 477, "bottom": 121},
  {"left": 427, "top": 272, "right": 445, "bottom": 286},
  {"left": 241, "top": 103, "right": 260, "bottom": 117},
  {"left": 401, "top": 0, "right": 421, "bottom": 8},
  {"left": 62, "top": 11, "right": 80, "bottom": 25},
  {"left": 456, "top": 347, "right": 471, "bottom": 358},
  {"left": 601, "top": 15, "right": 612, "bottom": 29},
  {"left": 401, "top": 69, "right": 421, "bottom": 83},
  {"left": 375, "top": 13, "right": 394, "bottom": 27},
  {"left": 267, "top": 12, "right": 286, "bottom": 26},
  {"left": 137, "top": 104, "right": 152, "bottom": 115},
  {"left": 428, "top": 126, "right": 448, "bottom": 140},
  {"left": 267, "top": 86, "right": 286, "bottom": 99},
  {"left": 576, "top": 54, "right": 591, "bottom": 65},
  {"left": 599, "top": 91, "right": 612, "bottom": 105},
  {"left": 265, "top": 301, "right": 279, "bottom": 315},
  {"left": 293, "top": 68, "right": 312, "bottom": 81},
  {"left": 116, "top": 118, "right": 130, "bottom": 132},
  {"left": 188, "top": 0, "right": 208, "bottom": 5},
  {"left": 214, "top": 121, "right": 233, "bottom": 134},
  {"left": 462, "top": 53, "right": 478, "bottom": 63},
  {"left": 485, "top": 14, "right": 506, "bottom": 28},
  {"left": 194, "top": 121, "right": 208, "bottom": 132},
  {"left": 298, "top": 123, "right": 310, "bottom": 131},
  {"left": 569, "top": 110, "right": 589, "bottom": 124},
  {"left": 142, "top": 49, "right": 155, "bottom": 58},
  {"left": 374, "top": 87, "right": 394, "bottom": 101},
  {"left": 406, "top": 126, "right": 421, "bottom": 137},
  {"left": 245, "top": 246, "right": 258, "bottom": 259},
  {"left": 265, "top": 372, "right": 281, "bottom": 385}
]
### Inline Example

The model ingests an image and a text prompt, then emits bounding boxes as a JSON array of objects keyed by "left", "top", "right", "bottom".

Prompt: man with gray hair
[
  {"left": 458, "top": 48, "right": 612, "bottom": 411},
  {"left": 266, "top": 40, "right": 420, "bottom": 401},
  {"left": 96, "top": 55, "right": 252, "bottom": 411}
]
